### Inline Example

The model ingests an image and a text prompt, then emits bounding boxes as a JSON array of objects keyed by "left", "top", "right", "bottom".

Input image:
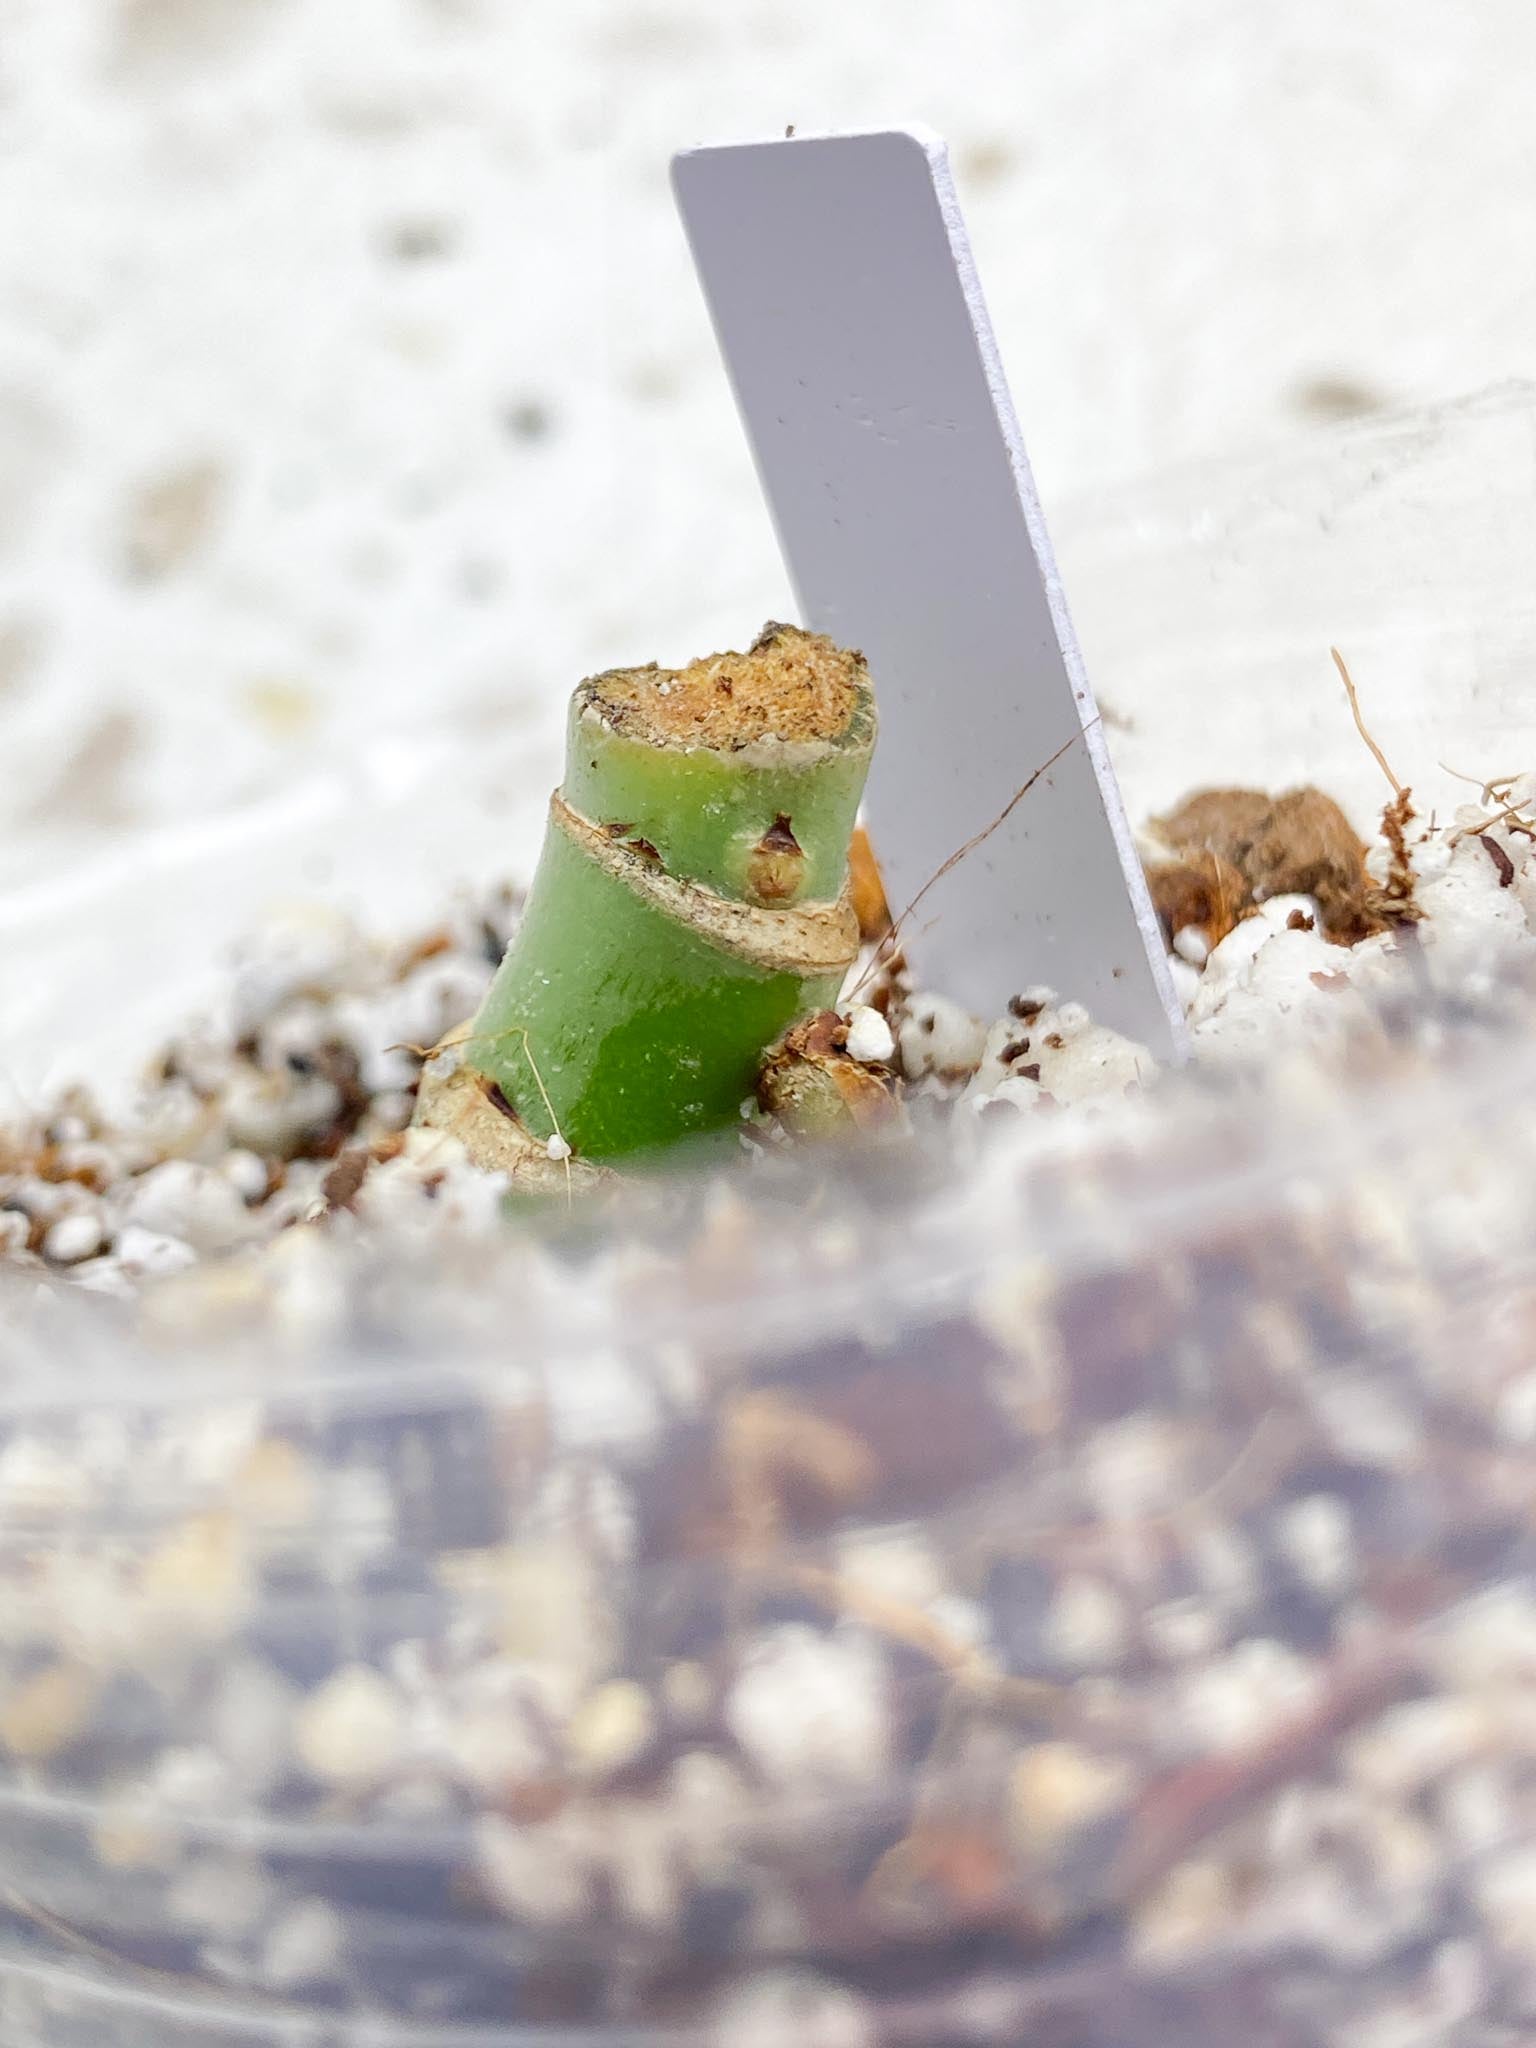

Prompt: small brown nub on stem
[
  {"left": 757, "top": 1011, "right": 901, "bottom": 1140},
  {"left": 745, "top": 813, "right": 806, "bottom": 904},
  {"left": 585, "top": 622, "right": 867, "bottom": 752}
]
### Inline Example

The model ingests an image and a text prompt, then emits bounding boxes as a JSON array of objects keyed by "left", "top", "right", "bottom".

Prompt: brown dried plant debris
[
  {"left": 848, "top": 822, "right": 892, "bottom": 941},
  {"left": 1151, "top": 786, "right": 1390, "bottom": 944},
  {"left": 1144, "top": 846, "right": 1248, "bottom": 953},
  {"left": 1479, "top": 833, "right": 1517, "bottom": 888},
  {"left": 1375, "top": 788, "right": 1424, "bottom": 927}
]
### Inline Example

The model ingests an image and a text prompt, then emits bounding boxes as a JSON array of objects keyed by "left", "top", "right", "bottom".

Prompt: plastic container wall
[{"left": 4, "top": 992, "right": 1536, "bottom": 2046}]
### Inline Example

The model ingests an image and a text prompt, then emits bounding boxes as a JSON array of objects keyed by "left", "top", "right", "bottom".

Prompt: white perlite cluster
[{"left": 0, "top": 882, "right": 520, "bottom": 1297}]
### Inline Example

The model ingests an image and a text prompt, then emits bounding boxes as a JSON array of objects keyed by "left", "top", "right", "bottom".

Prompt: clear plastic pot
[
  {"left": 8, "top": 385, "right": 1536, "bottom": 2044},
  {"left": 4, "top": 967, "right": 1536, "bottom": 2047}
]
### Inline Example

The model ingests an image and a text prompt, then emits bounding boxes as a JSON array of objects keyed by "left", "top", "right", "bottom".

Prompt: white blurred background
[{"left": 4, "top": 0, "right": 1536, "bottom": 1092}]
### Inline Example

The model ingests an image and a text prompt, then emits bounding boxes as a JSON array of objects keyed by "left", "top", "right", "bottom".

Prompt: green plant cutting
[{"left": 415, "top": 623, "right": 878, "bottom": 1188}]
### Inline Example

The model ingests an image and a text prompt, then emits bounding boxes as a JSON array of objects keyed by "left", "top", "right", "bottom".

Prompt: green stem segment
[{"left": 433, "top": 625, "right": 877, "bottom": 1168}]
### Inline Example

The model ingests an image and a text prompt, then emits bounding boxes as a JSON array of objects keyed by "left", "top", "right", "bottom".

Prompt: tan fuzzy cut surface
[{"left": 585, "top": 623, "right": 867, "bottom": 751}]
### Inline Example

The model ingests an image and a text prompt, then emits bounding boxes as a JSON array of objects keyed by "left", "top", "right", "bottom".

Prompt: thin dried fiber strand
[
  {"left": 850, "top": 725, "right": 1090, "bottom": 1000},
  {"left": 1331, "top": 646, "right": 1405, "bottom": 798}
]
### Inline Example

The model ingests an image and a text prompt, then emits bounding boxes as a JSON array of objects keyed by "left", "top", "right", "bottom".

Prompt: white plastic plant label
[{"left": 673, "top": 126, "right": 1186, "bottom": 1060}]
